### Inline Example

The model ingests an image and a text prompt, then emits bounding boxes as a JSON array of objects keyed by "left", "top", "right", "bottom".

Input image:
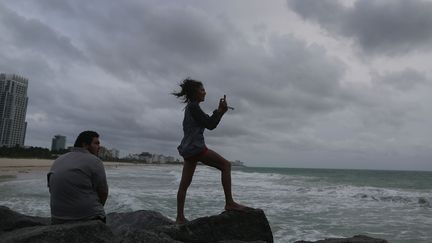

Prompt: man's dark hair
[{"left": 74, "top": 131, "right": 99, "bottom": 147}]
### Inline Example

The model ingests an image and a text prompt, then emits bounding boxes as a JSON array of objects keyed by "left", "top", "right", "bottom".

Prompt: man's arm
[
  {"left": 97, "top": 185, "right": 108, "bottom": 206},
  {"left": 92, "top": 159, "right": 109, "bottom": 206},
  {"left": 47, "top": 172, "right": 53, "bottom": 192}
]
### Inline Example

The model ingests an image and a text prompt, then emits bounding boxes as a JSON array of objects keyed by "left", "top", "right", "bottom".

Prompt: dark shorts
[{"left": 183, "top": 146, "right": 208, "bottom": 162}]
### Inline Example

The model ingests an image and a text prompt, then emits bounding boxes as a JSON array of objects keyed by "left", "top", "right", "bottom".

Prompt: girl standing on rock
[{"left": 172, "top": 78, "right": 247, "bottom": 224}]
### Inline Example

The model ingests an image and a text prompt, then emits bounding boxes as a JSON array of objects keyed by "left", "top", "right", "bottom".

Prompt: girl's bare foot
[{"left": 225, "top": 202, "right": 249, "bottom": 211}]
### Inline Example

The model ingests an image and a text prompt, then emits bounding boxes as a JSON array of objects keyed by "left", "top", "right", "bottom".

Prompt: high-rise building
[
  {"left": 0, "top": 73, "right": 29, "bottom": 147},
  {"left": 51, "top": 135, "right": 66, "bottom": 151},
  {"left": 98, "top": 146, "right": 120, "bottom": 160}
]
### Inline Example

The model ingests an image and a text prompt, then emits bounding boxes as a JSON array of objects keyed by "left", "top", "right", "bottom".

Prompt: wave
[
  {"left": 417, "top": 197, "right": 431, "bottom": 207},
  {"left": 353, "top": 193, "right": 431, "bottom": 207},
  {"left": 231, "top": 168, "right": 432, "bottom": 209}
]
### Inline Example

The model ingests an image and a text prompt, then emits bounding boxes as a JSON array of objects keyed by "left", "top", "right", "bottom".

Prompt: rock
[
  {"left": 107, "top": 210, "right": 179, "bottom": 243},
  {"left": 106, "top": 210, "right": 174, "bottom": 235},
  {"left": 0, "top": 206, "right": 274, "bottom": 243},
  {"left": 0, "top": 206, "right": 393, "bottom": 243},
  {"left": 117, "top": 229, "right": 181, "bottom": 243},
  {"left": 156, "top": 208, "right": 273, "bottom": 243},
  {"left": 294, "top": 234, "right": 388, "bottom": 243},
  {"left": 0, "top": 206, "right": 50, "bottom": 234},
  {"left": 108, "top": 208, "right": 273, "bottom": 243},
  {"left": 1, "top": 220, "right": 114, "bottom": 243},
  {"left": 418, "top": 197, "right": 431, "bottom": 207},
  {"left": 218, "top": 241, "right": 267, "bottom": 243}
]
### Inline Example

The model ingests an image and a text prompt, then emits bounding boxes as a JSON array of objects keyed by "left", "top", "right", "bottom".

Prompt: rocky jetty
[
  {"left": 0, "top": 206, "right": 389, "bottom": 243},
  {"left": 294, "top": 235, "right": 388, "bottom": 243},
  {"left": 0, "top": 206, "right": 272, "bottom": 243}
]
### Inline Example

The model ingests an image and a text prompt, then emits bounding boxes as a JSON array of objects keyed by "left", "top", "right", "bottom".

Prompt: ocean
[{"left": 1, "top": 165, "right": 431, "bottom": 243}]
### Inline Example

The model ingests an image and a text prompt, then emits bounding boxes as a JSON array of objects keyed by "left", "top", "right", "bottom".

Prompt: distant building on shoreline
[
  {"left": 51, "top": 135, "right": 66, "bottom": 151},
  {"left": 126, "top": 151, "right": 179, "bottom": 164},
  {"left": 99, "top": 146, "right": 120, "bottom": 161},
  {"left": 0, "top": 73, "right": 29, "bottom": 147},
  {"left": 231, "top": 160, "right": 245, "bottom": 167}
]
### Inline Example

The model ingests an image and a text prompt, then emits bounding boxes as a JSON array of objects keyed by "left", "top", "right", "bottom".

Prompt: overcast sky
[{"left": 1, "top": 0, "right": 431, "bottom": 170}]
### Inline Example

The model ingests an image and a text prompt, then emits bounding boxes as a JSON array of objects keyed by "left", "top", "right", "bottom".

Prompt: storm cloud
[
  {"left": 1, "top": 0, "right": 431, "bottom": 170},
  {"left": 287, "top": 0, "right": 432, "bottom": 55}
]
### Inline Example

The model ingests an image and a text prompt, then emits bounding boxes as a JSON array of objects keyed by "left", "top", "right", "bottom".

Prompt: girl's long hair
[{"left": 172, "top": 78, "right": 203, "bottom": 103}]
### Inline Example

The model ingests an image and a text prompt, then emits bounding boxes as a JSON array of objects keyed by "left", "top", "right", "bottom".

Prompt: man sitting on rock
[{"left": 47, "top": 131, "right": 109, "bottom": 224}]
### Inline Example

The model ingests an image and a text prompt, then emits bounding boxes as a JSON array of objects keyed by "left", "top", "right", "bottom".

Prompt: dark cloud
[
  {"left": 287, "top": 0, "right": 432, "bottom": 55},
  {"left": 374, "top": 68, "right": 428, "bottom": 91},
  {"left": 76, "top": 1, "right": 231, "bottom": 81},
  {"left": 204, "top": 33, "right": 348, "bottom": 134},
  {"left": 1, "top": 0, "right": 431, "bottom": 169},
  {"left": 0, "top": 4, "right": 84, "bottom": 61}
]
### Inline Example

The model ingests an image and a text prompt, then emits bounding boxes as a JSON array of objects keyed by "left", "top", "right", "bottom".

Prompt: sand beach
[{"left": 0, "top": 158, "right": 136, "bottom": 177}]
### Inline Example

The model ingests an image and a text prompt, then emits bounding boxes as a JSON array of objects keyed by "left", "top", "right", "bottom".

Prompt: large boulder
[
  {"left": 156, "top": 208, "right": 273, "bottom": 243},
  {"left": 0, "top": 206, "right": 273, "bottom": 243},
  {"left": 1, "top": 220, "right": 114, "bottom": 243},
  {"left": 107, "top": 210, "right": 180, "bottom": 243},
  {"left": 294, "top": 235, "right": 388, "bottom": 243},
  {"left": 107, "top": 208, "right": 273, "bottom": 243},
  {"left": 0, "top": 206, "right": 50, "bottom": 234},
  {"left": 116, "top": 229, "right": 182, "bottom": 243},
  {"left": 106, "top": 210, "right": 174, "bottom": 235}
]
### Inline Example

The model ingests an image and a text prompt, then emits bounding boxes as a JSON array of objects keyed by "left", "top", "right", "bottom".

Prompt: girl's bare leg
[
  {"left": 199, "top": 149, "right": 247, "bottom": 211},
  {"left": 176, "top": 160, "right": 197, "bottom": 224}
]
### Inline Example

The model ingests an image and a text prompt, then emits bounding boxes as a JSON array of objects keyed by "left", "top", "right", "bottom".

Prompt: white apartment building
[{"left": 0, "top": 73, "right": 29, "bottom": 147}]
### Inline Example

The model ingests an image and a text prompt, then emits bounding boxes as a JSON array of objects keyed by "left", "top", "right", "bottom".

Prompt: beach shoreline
[{"left": 0, "top": 158, "right": 140, "bottom": 177}]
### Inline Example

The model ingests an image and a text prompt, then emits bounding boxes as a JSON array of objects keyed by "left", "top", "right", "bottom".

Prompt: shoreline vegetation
[{"left": 0, "top": 145, "right": 184, "bottom": 164}]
